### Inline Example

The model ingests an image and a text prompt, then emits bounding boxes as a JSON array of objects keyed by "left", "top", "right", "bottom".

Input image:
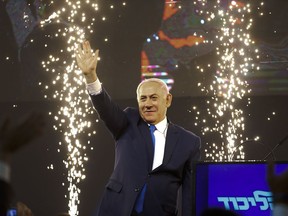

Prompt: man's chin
[{"left": 143, "top": 117, "right": 155, "bottom": 124}]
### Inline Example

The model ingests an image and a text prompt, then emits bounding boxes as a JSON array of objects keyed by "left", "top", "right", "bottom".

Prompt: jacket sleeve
[
  {"left": 181, "top": 135, "right": 201, "bottom": 216},
  {"left": 89, "top": 88, "right": 129, "bottom": 140}
]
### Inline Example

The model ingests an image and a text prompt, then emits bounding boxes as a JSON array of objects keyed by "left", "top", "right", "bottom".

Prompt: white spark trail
[
  {"left": 194, "top": 0, "right": 259, "bottom": 161},
  {"left": 39, "top": 1, "right": 102, "bottom": 215}
]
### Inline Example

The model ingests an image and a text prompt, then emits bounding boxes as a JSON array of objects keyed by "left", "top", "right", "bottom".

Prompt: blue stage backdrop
[{"left": 194, "top": 162, "right": 288, "bottom": 216}]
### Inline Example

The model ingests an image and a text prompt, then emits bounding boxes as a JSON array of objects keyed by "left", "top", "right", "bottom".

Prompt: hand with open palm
[{"left": 75, "top": 41, "right": 99, "bottom": 84}]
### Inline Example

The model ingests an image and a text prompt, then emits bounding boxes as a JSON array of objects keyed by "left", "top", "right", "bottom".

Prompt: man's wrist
[
  {"left": 0, "top": 160, "right": 10, "bottom": 182},
  {"left": 84, "top": 72, "right": 97, "bottom": 84}
]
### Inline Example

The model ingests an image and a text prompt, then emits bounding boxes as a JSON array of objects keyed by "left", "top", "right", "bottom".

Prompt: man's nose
[{"left": 144, "top": 99, "right": 153, "bottom": 107}]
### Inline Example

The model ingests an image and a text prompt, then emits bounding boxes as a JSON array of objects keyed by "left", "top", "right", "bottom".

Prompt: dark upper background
[
  {"left": 0, "top": 0, "right": 287, "bottom": 216},
  {"left": 1, "top": 0, "right": 288, "bottom": 101}
]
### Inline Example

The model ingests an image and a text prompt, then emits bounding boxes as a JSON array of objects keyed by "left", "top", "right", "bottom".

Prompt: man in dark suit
[{"left": 76, "top": 41, "right": 201, "bottom": 216}]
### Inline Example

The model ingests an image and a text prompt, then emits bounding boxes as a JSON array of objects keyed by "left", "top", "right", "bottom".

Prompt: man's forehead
[
  {"left": 139, "top": 92, "right": 159, "bottom": 97},
  {"left": 139, "top": 83, "right": 162, "bottom": 94},
  {"left": 140, "top": 81, "right": 163, "bottom": 90}
]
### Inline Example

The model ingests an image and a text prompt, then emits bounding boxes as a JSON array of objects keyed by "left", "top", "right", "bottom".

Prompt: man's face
[{"left": 137, "top": 81, "right": 172, "bottom": 124}]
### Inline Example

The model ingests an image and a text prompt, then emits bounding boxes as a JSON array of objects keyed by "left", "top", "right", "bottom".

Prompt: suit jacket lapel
[
  {"left": 138, "top": 119, "right": 155, "bottom": 171},
  {"left": 162, "top": 123, "right": 179, "bottom": 166}
]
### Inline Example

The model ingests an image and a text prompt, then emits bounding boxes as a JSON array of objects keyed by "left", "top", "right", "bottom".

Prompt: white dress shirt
[
  {"left": 86, "top": 79, "right": 102, "bottom": 95},
  {"left": 151, "top": 118, "right": 168, "bottom": 170}
]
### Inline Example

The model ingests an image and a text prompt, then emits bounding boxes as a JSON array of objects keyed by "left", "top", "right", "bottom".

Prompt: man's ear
[{"left": 166, "top": 94, "right": 172, "bottom": 108}]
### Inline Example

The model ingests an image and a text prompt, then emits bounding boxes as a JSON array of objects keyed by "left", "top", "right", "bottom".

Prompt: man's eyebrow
[
  {"left": 150, "top": 94, "right": 158, "bottom": 97},
  {"left": 140, "top": 94, "right": 158, "bottom": 97}
]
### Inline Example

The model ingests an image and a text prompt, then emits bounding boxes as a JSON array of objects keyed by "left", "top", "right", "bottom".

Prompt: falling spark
[
  {"left": 194, "top": 0, "right": 260, "bottom": 161},
  {"left": 34, "top": 1, "right": 113, "bottom": 215}
]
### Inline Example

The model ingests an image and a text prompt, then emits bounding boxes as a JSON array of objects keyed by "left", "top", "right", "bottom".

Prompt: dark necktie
[{"left": 134, "top": 124, "right": 156, "bottom": 213}]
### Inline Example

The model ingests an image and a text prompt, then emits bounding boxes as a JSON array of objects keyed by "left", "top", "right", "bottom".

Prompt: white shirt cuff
[
  {"left": 0, "top": 160, "right": 10, "bottom": 182},
  {"left": 273, "top": 204, "right": 288, "bottom": 216},
  {"left": 86, "top": 79, "right": 102, "bottom": 95}
]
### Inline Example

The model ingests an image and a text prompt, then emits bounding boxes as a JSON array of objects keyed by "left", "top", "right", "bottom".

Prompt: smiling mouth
[{"left": 144, "top": 110, "right": 155, "bottom": 115}]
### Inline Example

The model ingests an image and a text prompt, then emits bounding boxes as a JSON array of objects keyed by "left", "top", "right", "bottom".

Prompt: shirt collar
[{"left": 153, "top": 117, "right": 168, "bottom": 134}]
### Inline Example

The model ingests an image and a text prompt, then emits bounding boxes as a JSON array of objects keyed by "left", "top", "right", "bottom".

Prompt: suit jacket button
[{"left": 134, "top": 188, "right": 140, "bottom": 192}]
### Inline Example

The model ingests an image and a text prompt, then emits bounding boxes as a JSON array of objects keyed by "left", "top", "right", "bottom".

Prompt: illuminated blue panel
[{"left": 194, "top": 162, "right": 288, "bottom": 216}]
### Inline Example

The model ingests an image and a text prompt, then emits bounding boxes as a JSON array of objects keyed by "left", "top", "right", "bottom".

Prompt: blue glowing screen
[{"left": 194, "top": 162, "right": 288, "bottom": 216}]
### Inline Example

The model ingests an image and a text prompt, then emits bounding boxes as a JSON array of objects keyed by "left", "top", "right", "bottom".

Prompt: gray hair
[{"left": 136, "top": 78, "right": 169, "bottom": 97}]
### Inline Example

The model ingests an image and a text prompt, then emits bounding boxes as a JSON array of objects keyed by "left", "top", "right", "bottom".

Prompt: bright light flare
[
  {"left": 37, "top": 1, "right": 114, "bottom": 215},
  {"left": 193, "top": 0, "right": 261, "bottom": 161}
]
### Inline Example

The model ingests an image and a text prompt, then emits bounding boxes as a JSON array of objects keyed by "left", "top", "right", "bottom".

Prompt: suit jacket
[{"left": 91, "top": 88, "right": 201, "bottom": 216}]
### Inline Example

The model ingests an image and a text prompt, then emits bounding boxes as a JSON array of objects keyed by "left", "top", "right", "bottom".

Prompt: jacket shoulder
[
  {"left": 124, "top": 107, "right": 140, "bottom": 121},
  {"left": 171, "top": 123, "right": 201, "bottom": 144}
]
